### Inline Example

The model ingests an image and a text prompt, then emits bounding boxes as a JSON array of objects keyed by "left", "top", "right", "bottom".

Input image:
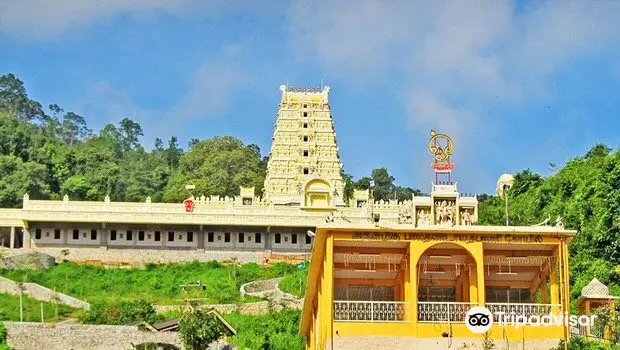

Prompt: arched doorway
[
  {"left": 304, "top": 178, "right": 332, "bottom": 207},
  {"left": 416, "top": 243, "right": 478, "bottom": 322}
]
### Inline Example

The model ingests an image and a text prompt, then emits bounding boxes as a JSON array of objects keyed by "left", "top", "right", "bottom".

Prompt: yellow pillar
[
  {"left": 323, "top": 232, "right": 334, "bottom": 349},
  {"left": 550, "top": 259, "right": 559, "bottom": 313},
  {"left": 467, "top": 242, "right": 485, "bottom": 305},
  {"left": 408, "top": 242, "right": 418, "bottom": 324},
  {"left": 469, "top": 266, "right": 479, "bottom": 304},
  {"left": 585, "top": 301, "right": 591, "bottom": 338}
]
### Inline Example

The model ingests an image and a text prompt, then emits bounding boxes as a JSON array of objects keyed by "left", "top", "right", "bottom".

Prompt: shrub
[
  {"left": 0, "top": 322, "right": 6, "bottom": 343},
  {"left": 179, "top": 308, "right": 227, "bottom": 350},
  {"left": 552, "top": 338, "right": 620, "bottom": 350},
  {"left": 79, "top": 300, "right": 159, "bottom": 325}
]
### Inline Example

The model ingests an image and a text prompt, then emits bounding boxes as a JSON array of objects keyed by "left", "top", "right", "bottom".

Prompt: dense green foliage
[
  {"left": 553, "top": 337, "right": 620, "bottom": 350},
  {"left": 278, "top": 264, "right": 309, "bottom": 298},
  {"left": 0, "top": 292, "right": 76, "bottom": 322},
  {"left": 478, "top": 145, "right": 620, "bottom": 307},
  {"left": 179, "top": 308, "right": 228, "bottom": 350},
  {"left": 345, "top": 167, "right": 425, "bottom": 202},
  {"left": 226, "top": 309, "right": 304, "bottom": 350},
  {"left": 0, "top": 261, "right": 297, "bottom": 305},
  {"left": 78, "top": 299, "right": 160, "bottom": 325}
]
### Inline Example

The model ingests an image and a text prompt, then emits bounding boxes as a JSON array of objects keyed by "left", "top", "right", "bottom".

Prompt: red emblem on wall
[{"left": 183, "top": 198, "right": 194, "bottom": 212}]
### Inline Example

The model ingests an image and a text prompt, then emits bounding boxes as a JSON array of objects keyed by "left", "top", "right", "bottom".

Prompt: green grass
[
  {"left": 0, "top": 260, "right": 298, "bottom": 305},
  {"left": 278, "top": 264, "right": 308, "bottom": 298},
  {"left": 0, "top": 293, "right": 78, "bottom": 322},
  {"left": 225, "top": 309, "right": 304, "bottom": 350}
]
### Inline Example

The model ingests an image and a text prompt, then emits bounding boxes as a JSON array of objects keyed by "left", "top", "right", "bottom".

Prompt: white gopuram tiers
[{"left": 263, "top": 85, "right": 345, "bottom": 207}]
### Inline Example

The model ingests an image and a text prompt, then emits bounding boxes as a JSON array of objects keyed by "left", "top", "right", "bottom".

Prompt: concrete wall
[
  {"left": 27, "top": 223, "right": 313, "bottom": 253},
  {"left": 4, "top": 322, "right": 180, "bottom": 350},
  {"left": 331, "top": 336, "right": 562, "bottom": 350},
  {"left": 2, "top": 248, "right": 266, "bottom": 264}
]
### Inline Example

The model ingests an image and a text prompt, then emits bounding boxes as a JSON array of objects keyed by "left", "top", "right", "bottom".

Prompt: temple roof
[{"left": 581, "top": 278, "right": 611, "bottom": 298}]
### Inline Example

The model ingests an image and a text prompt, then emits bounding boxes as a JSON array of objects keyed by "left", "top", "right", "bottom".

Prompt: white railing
[
  {"left": 333, "top": 301, "right": 409, "bottom": 322},
  {"left": 486, "top": 303, "right": 560, "bottom": 322},
  {"left": 418, "top": 302, "right": 476, "bottom": 323}
]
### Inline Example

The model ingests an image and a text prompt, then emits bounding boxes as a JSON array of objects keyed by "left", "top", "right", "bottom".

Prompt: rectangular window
[
  {"left": 208, "top": 232, "right": 214, "bottom": 242},
  {"left": 224, "top": 232, "right": 231, "bottom": 243},
  {"left": 54, "top": 229, "right": 61, "bottom": 240},
  {"left": 303, "top": 112, "right": 308, "bottom": 117},
  {"left": 303, "top": 123, "right": 308, "bottom": 128},
  {"left": 303, "top": 168, "right": 309, "bottom": 175},
  {"left": 275, "top": 233, "right": 281, "bottom": 244},
  {"left": 238, "top": 232, "right": 244, "bottom": 243},
  {"left": 72, "top": 229, "right": 79, "bottom": 240},
  {"left": 303, "top": 136, "right": 308, "bottom": 142},
  {"left": 168, "top": 231, "right": 174, "bottom": 242},
  {"left": 91, "top": 229, "right": 97, "bottom": 240},
  {"left": 138, "top": 231, "right": 145, "bottom": 241},
  {"left": 154, "top": 231, "right": 161, "bottom": 241},
  {"left": 126, "top": 230, "right": 133, "bottom": 241},
  {"left": 303, "top": 150, "right": 309, "bottom": 157},
  {"left": 306, "top": 235, "right": 312, "bottom": 244},
  {"left": 255, "top": 233, "right": 261, "bottom": 244},
  {"left": 292, "top": 233, "right": 297, "bottom": 244},
  {"left": 187, "top": 232, "right": 193, "bottom": 242},
  {"left": 111, "top": 230, "right": 117, "bottom": 241},
  {"left": 35, "top": 229, "right": 41, "bottom": 240}
]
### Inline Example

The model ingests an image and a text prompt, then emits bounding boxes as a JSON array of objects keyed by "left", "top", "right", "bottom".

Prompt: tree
[
  {"left": 370, "top": 168, "right": 395, "bottom": 201},
  {"left": 163, "top": 136, "right": 266, "bottom": 202},
  {"left": 61, "top": 111, "right": 91, "bottom": 144},
  {"left": 0, "top": 73, "right": 45, "bottom": 121},
  {"left": 179, "top": 308, "right": 227, "bottom": 350},
  {"left": 118, "top": 118, "right": 143, "bottom": 151},
  {"left": 0, "top": 155, "right": 52, "bottom": 207},
  {"left": 165, "top": 136, "right": 183, "bottom": 170}
]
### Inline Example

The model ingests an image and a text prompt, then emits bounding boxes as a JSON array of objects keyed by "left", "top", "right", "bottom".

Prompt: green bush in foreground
[
  {"left": 552, "top": 337, "right": 620, "bottom": 350},
  {"left": 179, "top": 308, "right": 228, "bottom": 350},
  {"left": 79, "top": 299, "right": 160, "bottom": 325},
  {"left": 225, "top": 309, "right": 304, "bottom": 350}
]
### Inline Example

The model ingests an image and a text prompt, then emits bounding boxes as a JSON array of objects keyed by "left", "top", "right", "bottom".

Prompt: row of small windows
[
  {"left": 35, "top": 229, "right": 97, "bottom": 240},
  {"left": 109, "top": 230, "right": 193, "bottom": 242},
  {"left": 34, "top": 229, "right": 311, "bottom": 244}
]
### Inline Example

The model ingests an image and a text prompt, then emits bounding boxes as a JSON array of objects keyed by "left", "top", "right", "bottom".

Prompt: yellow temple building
[{"left": 299, "top": 132, "right": 577, "bottom": 349}]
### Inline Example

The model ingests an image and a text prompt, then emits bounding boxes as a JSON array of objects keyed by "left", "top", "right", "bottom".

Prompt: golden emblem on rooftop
[{"left": 429, "top": 130, "right": 454, "bottom": 164}]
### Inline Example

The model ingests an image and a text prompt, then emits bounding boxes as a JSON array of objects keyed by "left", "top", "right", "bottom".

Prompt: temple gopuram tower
[{"left": 263, "top": 85, "right": 345, "bottom": 207}]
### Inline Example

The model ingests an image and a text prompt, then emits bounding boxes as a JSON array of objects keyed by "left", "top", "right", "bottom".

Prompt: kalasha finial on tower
[{"left": 428, "top": 130, "right": 454, "bottom": 184}]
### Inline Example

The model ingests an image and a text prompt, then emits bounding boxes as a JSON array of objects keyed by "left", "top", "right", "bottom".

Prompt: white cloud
[
  {"left": 0, "top": 0, "right": 191, "bottom": 39},
  {"left": 0, "top": 0, "right": 267, "bottom": 40},
  {"left": 170, "top": 45, "right": 246, "bottom": 119},
  {"left": 75, "top": 45, "right": 246, "bottom": 144}
]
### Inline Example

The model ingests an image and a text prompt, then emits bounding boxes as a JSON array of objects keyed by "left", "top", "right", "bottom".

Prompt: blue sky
[{"left": 1, "top": 1, "right": 620, "bottom": 194}]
